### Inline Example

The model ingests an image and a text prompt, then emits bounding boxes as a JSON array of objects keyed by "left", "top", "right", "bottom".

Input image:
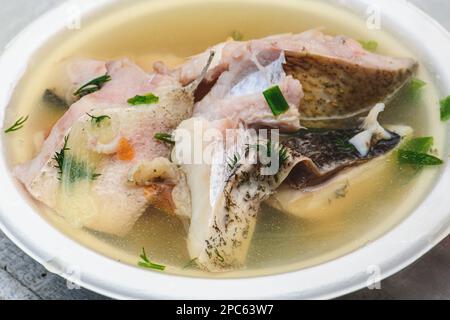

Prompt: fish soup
[{"left": 3, "top": 0, "right": 445, "bottom": 277}]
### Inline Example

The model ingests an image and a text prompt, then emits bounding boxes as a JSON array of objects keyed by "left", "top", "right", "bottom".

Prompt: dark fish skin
[
  {"left": 283, "top": 51, "right": 418, "bottom": 127},
  {"left": 282, "top": 128, "right": 401, "bottom": 189}
]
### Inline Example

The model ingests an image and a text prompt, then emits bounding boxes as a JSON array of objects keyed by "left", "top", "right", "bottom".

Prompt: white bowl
[{"left": 0, "top": 0, "right": 449, "bottom": 299}]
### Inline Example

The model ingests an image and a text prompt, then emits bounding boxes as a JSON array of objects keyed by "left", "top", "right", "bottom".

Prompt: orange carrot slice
[{"left": 117, "top": 137, "right": 135, "bottom": 161}]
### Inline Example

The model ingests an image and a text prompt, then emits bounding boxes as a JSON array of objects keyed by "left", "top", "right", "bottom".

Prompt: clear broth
[{"left": 3, "top": 0, "right": 445, "bottom": 278}]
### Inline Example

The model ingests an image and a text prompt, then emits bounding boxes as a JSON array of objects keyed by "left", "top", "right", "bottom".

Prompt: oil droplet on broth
[{"left": 4, "top": 0, "right": 444, "bottom": 277}]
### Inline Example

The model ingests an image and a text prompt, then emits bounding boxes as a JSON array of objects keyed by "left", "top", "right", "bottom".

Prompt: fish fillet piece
[
  {"left": 16, "top": 58, "right": 178, "bottom": 187},
  {"left": 15, "top": 61, "right": 201, "bottom": 236},
  {"left": 21, "top": 92, "right": 193, "bottom": 236},
  {"left": 266, "top": 125, "right": 412, "bottom": 218},
  {"left": 194, "top": 48, "right": 303, "bottom": 132},
  {"left": 172, "top": 118, "right": 303, "bottom": 271},
  {"left": 16, "top": 53, "right": 216, "bottom": 236},
  {"left": 178, "top": 30, "right": 417, "bottom": 126}
]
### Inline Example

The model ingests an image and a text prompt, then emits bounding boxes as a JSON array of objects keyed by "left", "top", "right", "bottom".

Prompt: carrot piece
[{"left": 117, "top": 137, "right": 135, "bottom": 161}]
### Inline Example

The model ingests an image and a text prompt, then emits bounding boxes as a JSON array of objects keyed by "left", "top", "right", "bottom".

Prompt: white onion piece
[{"left": 87, "top": 134, "right": 121, "bottom": 155}]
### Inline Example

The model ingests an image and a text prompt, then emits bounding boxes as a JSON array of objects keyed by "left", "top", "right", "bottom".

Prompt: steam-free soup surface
[{"left": 4, "top": 0, "right": 445, "bottom": 277}]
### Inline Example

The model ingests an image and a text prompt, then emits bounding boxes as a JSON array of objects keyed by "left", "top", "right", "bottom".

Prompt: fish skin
[
  {"left": 177, "top": 30, "right": 417, "bottom": 126},
  {"left": 283, "top": 51, "right": 417, "bottom": 124},
  {"left": 281, "top": 128, "right": 402, "bottom": 190}
]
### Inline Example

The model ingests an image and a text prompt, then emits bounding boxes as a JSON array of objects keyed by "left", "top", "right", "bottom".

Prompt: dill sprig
[
  {"left": 74, "top": 74, "right": 111, "bottom": 98},
  {"left": 86, "top": 113, "right": 111, "bottom": 127},
  {"left": 278, "top": 144, "right": 289, "bottom": 165},
  {"left": 227, "top": 153, "right": 241, "bottom": 170},
  {"left": 53, "top": 135, "right": 101, "bottom": 182},
  {"left": 154, "top": 132, "right": 175, "bottom": 145},
  {"left": 53, "top": 135, "right": 70, "bottom": 177},
  {"left": 247, "top": 141, "right": 290, "bottom": 168},
  {"left": 4, "top": 115, "right": 29, "bottom": 133},
  {"left": 138, "top": 248, "right": 166, "bottom": 271}
]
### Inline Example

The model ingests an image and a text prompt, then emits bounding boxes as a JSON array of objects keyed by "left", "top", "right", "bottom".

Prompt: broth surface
[{"left": 3, "top": 0, "right": 445, "bottom": 277}]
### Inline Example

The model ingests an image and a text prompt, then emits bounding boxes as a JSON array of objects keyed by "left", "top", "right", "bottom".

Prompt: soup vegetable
[{"left": 3, "top": 0, "right": 447, "bottom": 276}]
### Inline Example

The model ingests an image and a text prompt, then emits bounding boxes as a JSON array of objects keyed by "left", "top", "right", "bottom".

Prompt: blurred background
[{"left": 0, "top": 0, "right": 449, "bottom": 300}]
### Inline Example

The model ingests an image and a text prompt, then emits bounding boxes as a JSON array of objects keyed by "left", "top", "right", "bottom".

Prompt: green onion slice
[{"left": 263, "top": 86, "right": 290, "bottom": 116}]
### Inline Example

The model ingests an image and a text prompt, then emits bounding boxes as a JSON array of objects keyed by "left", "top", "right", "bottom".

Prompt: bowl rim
[{"left": 0, "top": 0, "right": 449, "bottom": 300}]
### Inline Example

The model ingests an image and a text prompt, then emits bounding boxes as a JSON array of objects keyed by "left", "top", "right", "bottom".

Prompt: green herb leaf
[
  {"left": 53, "top": 135, "right": 101, "bottom": 182},
  {"left": 404, "top": 78, "right": 426, "bottom": 103},
  {"left": 64, "top": 157, "right": 102, "bottom": 183},
  {"left": 138, "top": 248, "right": 166, "bottom": 271},
  {"left": 87, "top": 113, "right": 111, "bottom": 127},
  {"left": 247, "top": 141, "right": 290, "bottom": 170},
  {"left": 440, "top": 95, "right": 450, "bottom": 121},
  {"left": 74, "top": 74, "right": 111, "bottom": 98},
  {"left": 398, "top": 150, "right": 443, "bottom": 166},
  {"left": 227, "top": 153, "right": 241, "bottom": 170},
  {"left": 154, "top": 132, "right": 175, "bottom": 145},
  {"left": 402, "top": 137, "right": 434, "bottom": 154},
  {"left": 358, "top": 40, "right": 378, "bottom": 52},
  {"left": 53, "top": 135, "right": 70, "bottom": 177},
  {"left": 128, "top": 93, "right": 159, "bottom": 106},
  {"left": 4, "top": 115, "right": 29, "bottom": 133},
  {"left": 263, "top": 86, "right": 290, "bottom": 116},
  {"left": 43, "top": 89, "right": 68, "bottom": 109},
  {"left": 230, "top": 30, "right": 244, "bottom": 41}
]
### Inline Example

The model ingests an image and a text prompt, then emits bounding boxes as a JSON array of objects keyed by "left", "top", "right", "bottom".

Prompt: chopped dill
[
  {"left": 4, "top": 115, "right": 28, "bottom": 133},
  {"left": 227, "top": 153, "right": 241, "bottom": 170},
  {"left": 278, "top": 144, "right": 289, "bottom": 165},
  {"left": 248, "top": 141, "right": 290, "bottom": 168},
  {"left": 53, "top": 135, "right": 101, "bottom": 182},
  {"left": 154, "top": 132, "right": 175, "bottom": 145},
  {"left": 73, "top": 74, "right": 111, "bottom": 98},
  {"left": 53, "top": 135, "right": 70, "bottom": 177},
  {"left": 138, "top": 248, "right": 166, "bottom": 271},
  {"left": 86, "top": 113, "right": 111, "bottom": 127}
]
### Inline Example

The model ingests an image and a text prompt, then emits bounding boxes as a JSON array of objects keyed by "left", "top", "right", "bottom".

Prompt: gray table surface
[{"left": 0, "top": 0, "right": 449, "bottom": 300}]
